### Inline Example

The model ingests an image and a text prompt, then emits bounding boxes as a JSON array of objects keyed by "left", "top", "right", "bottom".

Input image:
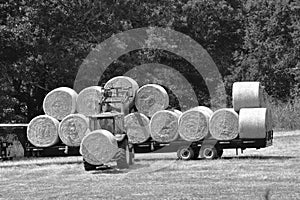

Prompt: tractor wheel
[
  {"left": 83, "top": 159, "right": 97, "bottom": 171},
  {"left": 117, "top": 138, "right": 131, "bottom": 169},
  {"left": 199, "top": 145, "right": 218, "bottom": 160},
  {"left": 177, "top": 146, "right": 194, "bottom": 160}
]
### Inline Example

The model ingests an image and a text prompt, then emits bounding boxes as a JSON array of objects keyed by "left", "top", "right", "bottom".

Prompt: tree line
[{"left": 0, "top": 0, "right": 299, "bottom": 123}]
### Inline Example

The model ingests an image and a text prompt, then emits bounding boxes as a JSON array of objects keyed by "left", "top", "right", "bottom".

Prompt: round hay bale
[
  {"left": 76, "top": 86, "right": 104, "bottom": 116},
  {"left": 58, "top": 114, "right": 90, "bottom": 147},
  {"left": 124, "top": 113, "right": 150, "bottom": 144},
  {"left": 104, "top": 76, "right": 139, "bottom": 109},
  {"left": 135, "top": 84, "right": 169, "bottom": 117},
  {"left": 80, "top": 130, "right": 118, "bottom": 165},
  {"left": 169, "top": 109, "right": 183, "bottom": 117},
  {"left": 239, "top": 108, "right": 272, "bottom": 139},
  {"left": 43, "top": 87, "right": 78, "bottom": 120},
  {"left": 209, "top": 108, "right": 239, "bottom": 140},
  {"left": 178, "top": 107, "right": 210, "bottom": 142},
  {"left": 232, "top": 82, "right": 265, "bottom": 112},
  {"left": 150, "top": 110, "right": 180, "bottom": 143},
  {"left": 27, "top": 115, "right": 60, "bottom": 147},
  {"left": 190, "top": 106, "right": 213, "bottom": 116}
]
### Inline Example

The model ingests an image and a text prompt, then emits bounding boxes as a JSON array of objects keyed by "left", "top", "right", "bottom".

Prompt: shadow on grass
[
  {"left": 90, "top": 163, "right": 149, "bottom": 174},
  {"left": 221, "top": 155, "right": 295, "bottom": 160},
  {"left": 0, "top": 160, "right": 82, "bottom": 168}
]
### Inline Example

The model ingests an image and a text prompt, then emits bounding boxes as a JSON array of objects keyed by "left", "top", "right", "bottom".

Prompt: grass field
[{"left": 0, "top": 131, "right": 299, "bottom": 200}]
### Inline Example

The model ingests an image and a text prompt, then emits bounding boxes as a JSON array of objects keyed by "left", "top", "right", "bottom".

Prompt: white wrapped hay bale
[
  {"left": 124, "top": 113, "right": 150, "bottom": 144},
  {"left": 80, "top": 130, "right": 118, "bottom": 165},
  {"left": 43, "top": 87, "right": 78, "bottom": 120},
  {"left": 178, "top": 107, "right": 211, "bottom": 142},
  {"left": 104, "top": 76, "right": 139, "bottom": 109},
  {"left": 232, "top": 82, "right": 265, "bottom": 112},
  {"left": 76, "top": 86, "right": 104, "bottom": 116},
  {"left": 209, "top": 108, "right": 239, "bottom": 140},
  {"left": 135, "top": 84, "right": 169, "bottom": 117},
  {"left": 58, "top": 114, "right": 90, "bottom": 147},
  {"left": 27, "top": 115, "right": 60, "bottom": 147},
  {"left": 239, "top": 108, "right": 272, "bottom": 139},
  {"left": 150, "top": 110, "right": 180, "bottom": 143}
]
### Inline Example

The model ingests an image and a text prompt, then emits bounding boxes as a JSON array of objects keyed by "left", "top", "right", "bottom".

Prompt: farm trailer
[
  {"left": 0, "top": 124, "right": 80, "bottom": 159},
  {"left": 133, "top": 130, "right": 273, "bottom": 160}
]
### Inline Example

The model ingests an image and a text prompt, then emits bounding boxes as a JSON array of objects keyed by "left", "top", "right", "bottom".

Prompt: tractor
[{"left": 81, "top": 86, "right": 135, "bottom": 171}]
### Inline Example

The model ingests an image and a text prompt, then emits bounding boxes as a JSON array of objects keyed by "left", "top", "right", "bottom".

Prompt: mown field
[{"left": 0, "top": 131, "right": 299, "bottom": 200}]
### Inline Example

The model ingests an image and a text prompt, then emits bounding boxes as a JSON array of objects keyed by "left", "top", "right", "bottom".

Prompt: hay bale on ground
[
  {"left": 209, "top": 108, "right": 239, "bottom": 140},
  {"left": 178, "top": 107, "right": 211, "bottom": 142},
  {"left": 43, "top": 87, "right": 78, "bottom": 120},
  {"left": 76, "top": 86, "right": 104, "bottom": 116},
  {"left": 124, "top": 113, "right": 150, "bottom": 144},
  {"left": 135, "top": 84, "right": 169, "bottom": 117},
  {"left": 80, "top": 130, "right": 118, "bottom": 165},
  {"left": 150, "top": 110, "right": 180, "bottom": 143},
  {"left": 27, "top": 115, "right": 60, "bottom": 147},
  {"left": 239, "top": 108, "right": 272, "bottom": 139},
  {"left": 104, "top": 76, "right": 139, "bottom": 109},
  {"left": 232, "top": 82, "right": 265, "bottom": 112},
  {"left": 59, "top": 114, "right": 90, "bottom": 147}
]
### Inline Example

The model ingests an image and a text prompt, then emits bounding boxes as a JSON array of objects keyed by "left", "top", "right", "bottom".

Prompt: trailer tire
[
  {"left": 117, "top": 138, "right": 131, "bottom": 169},
  {"left": 200, "top": 145, "right": 218, "bottom": 160},
  {"left": 177, "top": 146, "right": 194, "bottom": 160},
  {"left": 83, "top": 159, "right": 97, "bottom": 171}
]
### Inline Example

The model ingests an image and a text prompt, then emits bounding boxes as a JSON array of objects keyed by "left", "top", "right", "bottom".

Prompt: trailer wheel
[
  {"left": 83, "top": 159, "right": 97, "bottom": 171},
  {"left": 200, "top": 145, "right": 218, "bottom": 160},
  {"left": 177, "top": 146, "right": 194, "bottom": 160},
  {"left": 117, "top": 138, "right": 131, "bottom": 169}
]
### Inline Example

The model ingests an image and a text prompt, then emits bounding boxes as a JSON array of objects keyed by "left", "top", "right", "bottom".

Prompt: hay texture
[
  {"left": 178, "top": 107, "right": 211, "bottom": 142},
  {"left": 43, "top": 87, "right": 78, "bottom": 120},
  {"left": 104, "top": 76, "right": 139, "bottom": 109},
  {"left": 76, "top": 86, "right": 104, "bottom": 116},
  {"left": 135, "top": 84, "right": 169, "bottom": 117},
  {"left": 239, "top": 108, "right": 272, "bottom": 139},
  {"left": 27, "top": 115, "right": 60, "bottom": 147},
  {"left": 232, "top": 82, "right": 265, "bottom": 112},
  {"left": 58, "top": 114, "right": 90, "bottom": 147},
  {"left": 150, "top": 110, "right": 180, "bottom": 143},
  {"left": 190, "top": 106, "right": 214, "bottom": 116},
  {"left": 209, "top": 108, "right": 239, "bottom": 140},
  {"left": 124, "top": 113, "right": 150, "bottom": 144},
  {"left": 80, "top": 130, "right": 118, "bottom": 165}
]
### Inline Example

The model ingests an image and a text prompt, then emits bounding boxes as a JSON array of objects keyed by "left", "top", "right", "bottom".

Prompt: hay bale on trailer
[
  {"left": 150, "top": 110, "right": 180, "bottom": 143},
  {"left": 232, "top": 82, "right": 265, "bottom": 112},
  {"left": 209, "top": 108, "right": 239, "bottom": 140},
  {"left": 80, "top": 130, "right": 119, "bottom": 165},
  {"left": 124, "top": 113, "right": 150, "bottom": 144},
  {"left": 58, "top": 114, "right": 90, "bottom": 147},
  {"left": 27, "top": 115, "right": 60, "bottom": 147},
  {"left": 178, "top": 106, "right": 212, "bottom": 142},
  {"left": 104, "top": 76, "right": 139, "bottom": 110},
  {"left": 239, "top": 108, "right": 272, "bottom": 139},
  {"left": 43, "top": 87, "right": 78, "bottom": 120},
  {"left": 76, "top": 86, "right": 104, "bottom": 116},
  {"left": 135, "top": 84, "right": 169, "bottom": 117}
]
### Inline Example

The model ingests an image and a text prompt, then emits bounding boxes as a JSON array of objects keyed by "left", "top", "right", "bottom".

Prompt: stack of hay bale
[
  {"left": 27, "top": 76, "right": 272, "bottom": 162},
  {"left": 208, "top": 82, "right": 272, "bottom": 141}
]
